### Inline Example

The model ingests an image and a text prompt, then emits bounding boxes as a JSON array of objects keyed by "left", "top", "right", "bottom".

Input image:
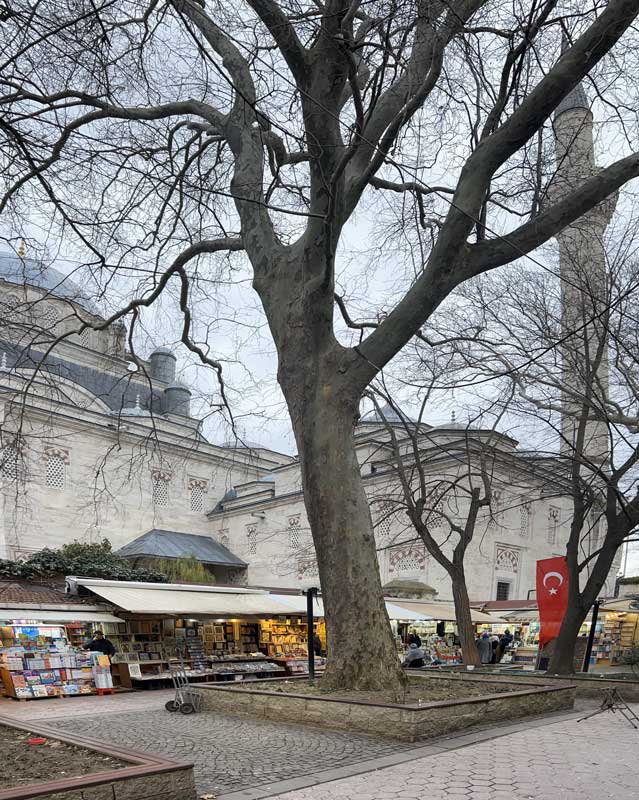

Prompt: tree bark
[
  {"left": 546, "top": 601, "right": 590, "bottom": 674},
  {"left": 293, "top": 394, "right": 405, "bottom": 692},
  {"left": 547, "top": 530, "right": 621, "bottom": 674},
  {"left": 450, "top": 566, "right": 481, "bottom": 667},
  {"left": 261, "top": 254, "right": 405, "bottom": 694}
]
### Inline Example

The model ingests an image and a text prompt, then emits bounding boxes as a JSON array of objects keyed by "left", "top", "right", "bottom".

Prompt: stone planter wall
[
  {"left": 446, "top": 668, "right": 639, "bottom": 701},
  {"left": 0, "top": 716, "right": 196, "bottom": 800},
  {"left": 198, "top": 674, "right": 575, "bottom": 742}
]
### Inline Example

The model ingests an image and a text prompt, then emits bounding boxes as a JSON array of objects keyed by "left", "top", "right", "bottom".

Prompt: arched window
[
  {"left": 152, "top": 470, "right": 171, "bottom": 506},
  {"left": 80, "top": 328, "right": 92, "bottom": 348},
  {"left": 188, "top": 478, "right": 208, "bottom": 513},
  {"left": 247, "top": 525, "right": 257, "bottom": 555}
]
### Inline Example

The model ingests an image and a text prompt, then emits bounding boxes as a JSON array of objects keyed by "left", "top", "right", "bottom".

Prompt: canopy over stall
[
  {"left": 0, "top": 609, "right": 124, "bottom": 623},
  {"left": 72, "top": 578, "right": 434, "bottom": 621},
  {"left": 388, "top": 599, "right": 506, "bottom": 624},
  {"left": 602, "top": 599, "right": 639, "bottom": 613}
]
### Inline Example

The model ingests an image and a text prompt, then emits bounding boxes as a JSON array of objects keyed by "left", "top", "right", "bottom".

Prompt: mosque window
[
  {"left": 0, "top": 445, "right": 18, "bottom": 480},
  {"left": 547, "top": 506, "right": 560, "bottom": 545},
  {"left": 45, "top": 448, "right": 68, "bottom": 489},
  {"left": 298, "top": 559, "right": 319, "bottom": 579},
  {"left": 151, "top": 469, "right": 171, "bottom": 506},
  {"left": 42, "top": 304, "right": 59, "bottom": 329},
  {"left": 519, "top": 498, "right": 530, "bottom": 537},
  {"left": 188, "top": 478, "right": 208, "bottom": 513},
  {"left": 288, "top": 515, "right": 302, "bottom": 549},
  {"left": 376, "top": 503, "right": 393, "bottom": 539},
  {"left": 247, "top": 525, "right": 257, "bottom": 555}
]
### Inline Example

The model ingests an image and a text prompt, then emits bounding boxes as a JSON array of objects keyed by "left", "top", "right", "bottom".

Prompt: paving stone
[{"left": 39, "top": 703, "right": 417, "bottom": 796}]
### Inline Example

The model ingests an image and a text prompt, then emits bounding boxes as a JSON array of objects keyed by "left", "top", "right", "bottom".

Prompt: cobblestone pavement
[
  {"left": 269, "top": 703, "right": 639, "bottom": 800},
  {"left": 43, "top": 705, "right": 417, "bottom": 797}
]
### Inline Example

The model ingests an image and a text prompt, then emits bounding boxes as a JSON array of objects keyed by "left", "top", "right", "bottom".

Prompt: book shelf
[{"left": 259, "top": 619, "right": 308, "bottom": 657}]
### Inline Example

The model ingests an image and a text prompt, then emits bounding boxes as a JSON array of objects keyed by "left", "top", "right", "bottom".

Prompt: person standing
[
  {"left": 477, "top": 632, "right": 492, "bottom": 664},
  {"left": 83, "top": 630, "right": 116, "bottom": 657},
  {"left": 408, "top": 630, "right": 422, "bottom": 648}
]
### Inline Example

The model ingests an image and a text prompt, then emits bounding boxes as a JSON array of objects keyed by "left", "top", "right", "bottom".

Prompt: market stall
[
  {"left": 388, "top": 600, "right": 505, "bottom": 664},
  {"left": 70, "top": 579, "right": 438, "bottom": 686},
  {"left": 0, "top": 609, "right": 123, "bottom": 699}
]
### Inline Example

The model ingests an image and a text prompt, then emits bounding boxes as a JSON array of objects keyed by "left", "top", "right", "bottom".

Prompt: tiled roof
[{"left": 0, "top": 580, "right": 85, "bottom": 605}]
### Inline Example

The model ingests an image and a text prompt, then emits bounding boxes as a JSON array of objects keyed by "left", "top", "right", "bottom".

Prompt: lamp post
[
  {"left": 582, "top": 599, "right": 602, "bottom": 673},
  {"left": 305, "top": 587, "right": 318, "bottom": 682}
]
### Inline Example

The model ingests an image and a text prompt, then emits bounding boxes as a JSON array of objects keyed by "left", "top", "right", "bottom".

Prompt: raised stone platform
[
  {"left": 448, "top": 667, "right": 639, "bottom": 701},
  {"left": 197, "top": 673, "right": 575, "bottom": 742}
]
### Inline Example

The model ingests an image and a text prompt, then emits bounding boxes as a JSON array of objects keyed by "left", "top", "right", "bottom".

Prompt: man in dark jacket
[{"left": 84, "top": 630, "right": 116, "bottom": 657}]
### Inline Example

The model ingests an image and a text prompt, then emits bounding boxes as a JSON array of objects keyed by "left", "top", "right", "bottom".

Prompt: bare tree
[
  {"left": 3, "top": 1, "right": 639, "bottom": 690},
  {"left": 414, "top": 243, "right": 639, "bottom": 673},
  {"left": 368, "top": 389, "right": 496, "bottom": 666}
]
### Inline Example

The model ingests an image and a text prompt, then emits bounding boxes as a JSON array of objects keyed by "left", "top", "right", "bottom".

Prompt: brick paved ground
[
  {"left": 268, "top": 703, "right": 639, "bottom": 800},
  {"left": 42, "top": 704, "right": 416, "bottom": 797},
  {"left": 4, "top": 690, "right": 638, "bottom": 800}
]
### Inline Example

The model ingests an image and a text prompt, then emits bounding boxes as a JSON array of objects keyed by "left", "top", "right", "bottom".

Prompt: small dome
[
  {"left": 222, "top": 439, "right": 267, "bottom": 449},
  {"left": 360, "top": 403, "right": 414, "bottom": 425},
  {"left": 0, "top": 251, "right": 101, "bottom": 317}
]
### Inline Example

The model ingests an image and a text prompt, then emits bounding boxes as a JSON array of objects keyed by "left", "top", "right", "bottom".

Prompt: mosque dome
[{"left": 0, "top": 251, "right": 101, "bottom": 317}]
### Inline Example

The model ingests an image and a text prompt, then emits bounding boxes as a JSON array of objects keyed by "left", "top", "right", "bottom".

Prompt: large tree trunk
[
  {"left": 257, "top": 244, "right": 405, "bottom": 693},
  {"left": 547, "top": 530, "right": 620, "bottom": 674},
  {"left": 450, "top": 566, "right": 480, "bottom": 666},
  {"left": 546, "top": 601, "right": 590, "bottom": 674},
  {"left": 295, "top": 396, "right": 405, "bottom": 692}
]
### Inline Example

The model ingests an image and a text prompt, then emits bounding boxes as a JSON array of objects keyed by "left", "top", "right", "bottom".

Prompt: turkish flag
[{"left": 536, "top": 556, "right": 569, "bottom": 649}]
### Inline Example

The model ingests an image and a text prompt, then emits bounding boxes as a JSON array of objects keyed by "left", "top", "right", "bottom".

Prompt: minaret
[{"left": 552, "top": 49, "right": 614, "bottom": 464}]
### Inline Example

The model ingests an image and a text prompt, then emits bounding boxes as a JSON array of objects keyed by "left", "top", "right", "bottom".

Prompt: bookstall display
[
  {"left": 591, "top": 612, "right": 639, "bottom": 666},
  {"left": 259, "top": 618, "right": 308, "bottom": 657},
  {"left": 0, "top": 646, "right": 112, "bottom": 699},
  {"left": 108, "top": 617, "right": 287, "bottom": 688}
]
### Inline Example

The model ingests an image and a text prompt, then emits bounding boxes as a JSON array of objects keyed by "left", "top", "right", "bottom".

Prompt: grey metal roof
[
  {"left": 115, "top": 530, "right": 246, "bottom": 567},
  {"left": 359, "top": 404, "right": 416, "bottom": 425},
  {"left": 0, "top": 251, "right": 101, "bottom": 316}
]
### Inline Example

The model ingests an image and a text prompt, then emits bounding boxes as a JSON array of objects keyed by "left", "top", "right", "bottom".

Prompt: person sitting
[{"left": 402, "top": 642, "right": 426, "bottom": 669}]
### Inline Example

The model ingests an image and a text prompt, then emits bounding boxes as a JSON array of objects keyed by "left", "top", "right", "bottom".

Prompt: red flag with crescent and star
[{"left": 536, "top": 556, "right": 569, "bottom": 649}]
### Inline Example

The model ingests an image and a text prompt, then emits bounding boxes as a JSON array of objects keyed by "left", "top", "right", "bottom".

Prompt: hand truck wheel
[
  {"left": 179, "top": 702, "right": 195, "bottom": 714},
  {"left": 165, "top": 700, "right": 180, "bottom": 712}
]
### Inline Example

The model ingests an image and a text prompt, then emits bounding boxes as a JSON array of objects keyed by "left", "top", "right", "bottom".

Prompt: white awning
[
  {"left": 385, "top": 601, "right": 433, "bottom": 620},
  {"left": 0, "top": 609, "right": 124, "bottom": 623},
  {"left": 387, "top": 600, "right": 506, "bottom": 624},
  {"left": 268, "top": 595, "right": 428, "bottom": 620},
  {"left": 83, "top": 583, "right": 307, "bottom": 616}
]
